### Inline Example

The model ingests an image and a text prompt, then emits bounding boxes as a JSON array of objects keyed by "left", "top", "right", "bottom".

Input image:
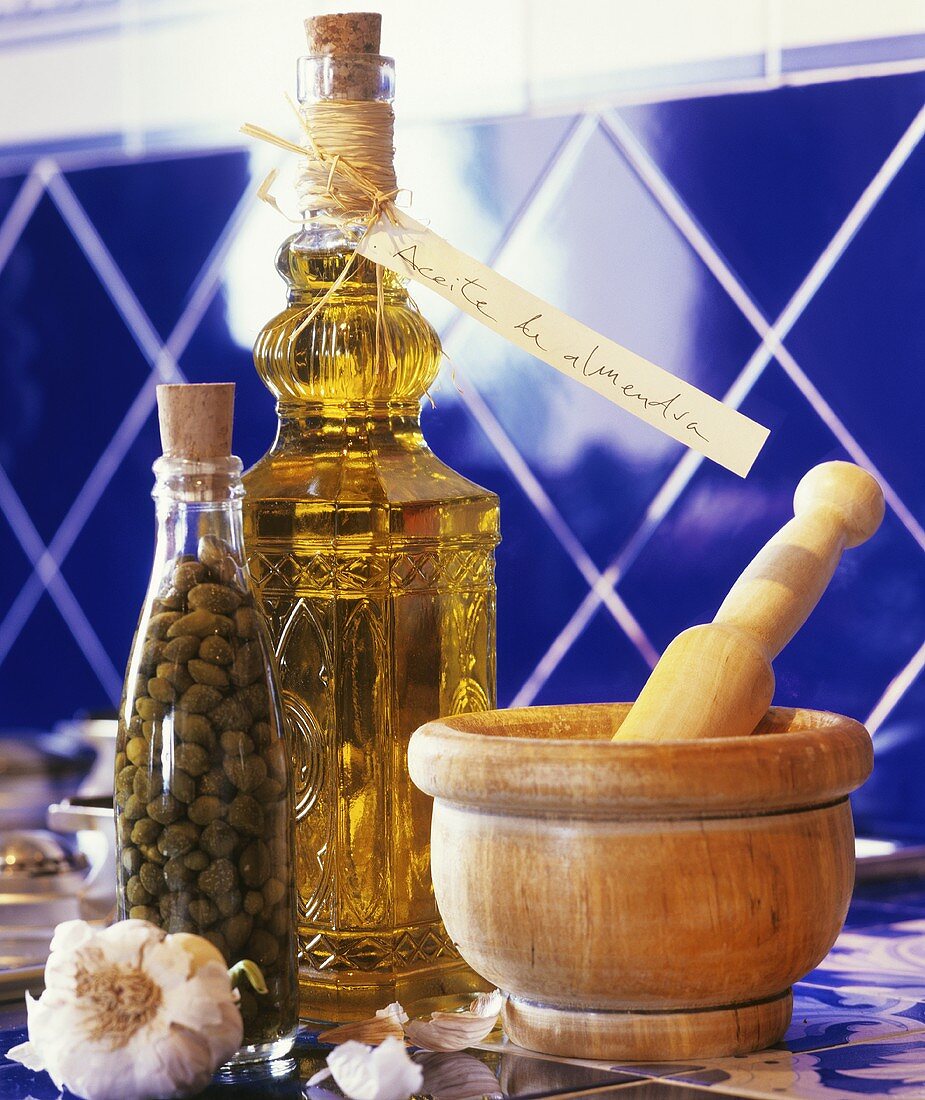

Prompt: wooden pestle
[{"left": 613, "top": 461, "right": 884, "bottom": 742}]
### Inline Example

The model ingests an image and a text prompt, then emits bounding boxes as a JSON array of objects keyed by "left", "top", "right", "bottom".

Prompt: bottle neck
[
  {"left": 151, "top": 456, "right": 247, "bottom": 581},
  {"left": 252, "top": 49, "right": 441, "bottom": 409},
  {"left": 270, "top": 401, "right": 426, "bottom": 453}
]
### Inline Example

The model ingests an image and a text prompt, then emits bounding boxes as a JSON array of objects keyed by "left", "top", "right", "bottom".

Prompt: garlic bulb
[
  {"left": 404, "top": 989, "right": 503, "bottom": 1052},
  {"left": 8, "top": 919, "right": 243, "bottom": 1100},
  {"left": 317, "top": 1001, "right": 409, "bottom": 1046},
  {"left": 308, "top": 1036, "right": 424, "bottom": 1100}
]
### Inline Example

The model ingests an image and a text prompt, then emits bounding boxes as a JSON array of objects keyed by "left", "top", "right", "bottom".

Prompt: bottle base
[
  {"left": 298, "top": 957, "right": 489, "bottom": 1023},
  {"left": 219, "top": 1033, "right": 297, "bottom": 1073}
]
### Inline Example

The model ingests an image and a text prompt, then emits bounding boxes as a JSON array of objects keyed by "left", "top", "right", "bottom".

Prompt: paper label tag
[{"left": 358, "top": 210, "right": 769, "bottom": 477}]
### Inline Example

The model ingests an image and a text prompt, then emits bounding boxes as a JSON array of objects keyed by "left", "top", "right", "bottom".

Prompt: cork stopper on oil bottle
[
  {"left": 156, "top": 383, "right": 235, "bottom": 460},
  {"left": 304, "top": 11, "right": 383, "bottom": 99}
]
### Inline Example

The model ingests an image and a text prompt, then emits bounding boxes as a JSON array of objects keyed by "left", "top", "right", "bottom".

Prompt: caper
[
  {"left": 189, "top": 898, "right": 218, "bottom": 927},
  {"left": 219, "top": 730, "right": 253, "bottom": 756},
  {"left": 178, "top": 684, "right": 222, "bottom": 715},
  {"left": 201, "top": 820, "right": 238, "bottom": 859},
  {"left": 126, "top": 737, "right": 149, "bottom": 767},
  {"left": 243, "top": 891, "right": 264, "bottom": 916},
  {"left": 131, "top": 818, "right": 161, "bottom": 846},
  {"left": 161, "top": 635, "right": 200, "bottom": 663},
  {"left": 173, "top": 712, "right": 214, "bottom": 748},
  {"left": 173, "top": 560, "right": 209, "bottom": 594},
  {"left": 247, "top": 929, "right": 279, "bottom": 967},
  {"left": 158, "top": 822, "right": 200, "bottom": 858},
  {"left": 135, "top": 697, "right": 166, "bottom": 722},
  {"left": 133, "top": 769, "right": 162, "bottom": 803},
  {"left": 187, "top": 659, "right": 229, "bottom": 689},
  {"left": 163, "top": 856, "right": 195, "bottom": 891},
  {"left": 168, "top": 609, "right": 233, "bottom": 639},
  {"left": 239, "top": 840, "right": 270, "bottom": 888},
  {"left": 139, "top": 862, "right": 164, "bottom": 897},
  {"left": 174, "top": 743, "right": 210, "bottom": 777},
  {"left": 221, "top": 912, "right": 252, "bottom": 953},
  {"left": 223, "top": 755, "right": 267, "bottom": 793},
  {"left": 129, "top": 905, "right": 159, "bottom": 922},
  {"left": 188, "top": 583, "right": 241, "bottom": 615},
  {"left": 199, "top": 635, "right": 234, "bottom": 666},
  {"left": 126, "top": 875, "right": 153, "bottom": 907},
  {"left": 234, "top": 607, "right": 260, "bottom": 640},
  {"left": 147, "top": 794, "right": 183, "bottom": 826},
  {"left": 210, "top": 694, "right": 250, "bottom": 732},
  {"left": 147, "top": 612, "right": 181, "bottom": 639},
  {"left": 188, "top": 796, "right": 225, "bottom": 826},
  {"left": 227, "top": 795, "right": 264, "bottom": 838},
  {"left": 230, "top": 643, "right": 262, "bottom": 688},
  {"left": 147, "top": 677, "right": 176, "bottom": 703},
  {"left": 121, "top": 847, "right": 142, "bottom": 876},
  {"left": 198, "top": 858, "right": 237, "bottom": 899}
]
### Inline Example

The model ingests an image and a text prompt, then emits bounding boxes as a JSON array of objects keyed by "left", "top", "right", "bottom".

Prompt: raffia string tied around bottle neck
[
  {"left": 295, "top": 98, "right": 398, "bottom": 221},
  {"left": 241, "top": 96, "right": 404, "bottom": 367}
]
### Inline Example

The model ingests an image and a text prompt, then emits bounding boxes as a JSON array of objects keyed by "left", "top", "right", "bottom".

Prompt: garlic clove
[
  {"left": 403, "top": 989, "right": 503, "bottom": 1052},
  {"left": 317, "top": 1001, "right": 409, "bottom": 1046},
  {"left": 311, "top": 1036, "right": 424, "bottom": 1100},
  {"left": 468, "top": 989, "right": 503, "bottom": 1018}
]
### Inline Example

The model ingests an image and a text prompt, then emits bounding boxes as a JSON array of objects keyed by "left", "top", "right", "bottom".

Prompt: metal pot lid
[
  {"left": 0, "top": 830, "right": 88, "bottom": 879},
  {"left": 0, "top": 732, "right": 94, "bottom": 780}
]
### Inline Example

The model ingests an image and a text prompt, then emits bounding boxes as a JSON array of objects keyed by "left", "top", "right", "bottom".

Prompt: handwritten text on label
[{"left": 358, "top": 211, "right": 769, "bottom": 476}]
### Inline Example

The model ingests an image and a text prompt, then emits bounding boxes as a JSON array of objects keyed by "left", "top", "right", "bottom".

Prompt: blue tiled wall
[{"left": 1, "top": 72, "right": 923, "bottom": 836}]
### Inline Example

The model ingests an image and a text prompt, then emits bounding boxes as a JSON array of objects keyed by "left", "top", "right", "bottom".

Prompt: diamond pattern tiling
[
  {"left": 531, "top": 603, "right": 652, "bottom": 706},
  {"left": 785, "top": 136, "right": 925, "bottom": 525},
  {"left": 398, "top": 113, "right": 580, "bottom": 331},
  {"left": 55, "top": 408, "right": 161, "bottom": 689},
  {"left": 618, "top": 360, "right": 925, "bottom": 723},
  {"left": 0, "top": 65, "right": 922, "bottom": 834},
  {"left": 487, "top": 455, "right": 597, "bottom": 710},
  {"left": 0, "top": 592, "right": 109, "bottom": 727},
  {"left": 617, "top": 70, "right": 925, "bottom": 318},
  {"left": 424, "top": 398, "right": 595, "bottom": 708},
  {"left": 0, "top": 175, "right": 21, "bottom": 225},
  {"left": 0, "top": 190, "right": 151, "bottom": 543},
  {"left": 437, "top": 121, "right": 760, "bottom": 569},
  {"left": 853, "top": 672, "right": 925, "bottom": 840},
  {"left": 0, "top": 515, "right": 31, "bottom": 632},
  {"left": 65, "top": 152, "right": 252, "bottom": 341},
  {"left": 177, "top": 292, "right": 276, "bottom": 470}
]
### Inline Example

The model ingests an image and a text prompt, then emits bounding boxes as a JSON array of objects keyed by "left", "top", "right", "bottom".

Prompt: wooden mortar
[{"left": 408, "top": 704, "right": 872, "bottom": 1060}]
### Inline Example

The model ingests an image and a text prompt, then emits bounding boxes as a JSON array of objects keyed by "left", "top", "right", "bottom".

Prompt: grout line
[
  {"left": 0, "top": 177, "right": 258, "bottom": 676},
  {"left": 440, "top": 113, "right": 596, "bottom": 351},
  {"left": 42, "top": 167, "right": 165, "bottom": 363},
  {"left": 456, "top": 378, "right": 660, "bottom": 674},
  {"left": 601, "top": 108, "right": 925, "bottom": 553},
  {"left": 866, "top": 637, "right": 925, "bottom": 734},
  {"left": 434, "top": 113, "right": 659, "bottom": 672},
  {"left": 0, "top": 163, "right": 46, "bottom": 276},
  {"left": 0, "top": 464, "right": 121, "bottom": 700},
  {"left": 512, "top": 100, "right": 925, "bottom": 705}
]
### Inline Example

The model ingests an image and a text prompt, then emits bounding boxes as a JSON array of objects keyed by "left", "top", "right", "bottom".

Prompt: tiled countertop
[{"left": 1, "top": 877, "right": 925, "bottom": 1099}]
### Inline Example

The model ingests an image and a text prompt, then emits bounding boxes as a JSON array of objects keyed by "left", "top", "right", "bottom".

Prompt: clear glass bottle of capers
[{"left": 114, "top": 399, "right": 298, "bottom": 1064}]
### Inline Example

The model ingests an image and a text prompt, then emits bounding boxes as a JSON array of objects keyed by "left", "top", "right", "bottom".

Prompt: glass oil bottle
[{"left": 242, "top": 14, "right": 500, "bottom": 1020}]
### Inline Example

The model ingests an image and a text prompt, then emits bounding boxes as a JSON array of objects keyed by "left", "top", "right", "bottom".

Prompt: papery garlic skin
[
  {"left": 403, "top": 989, "right": 503, "bottom": 1052},
  {"left": 8, "top": 920, "right": 243, "bottom": 1100},
  {"left": 310, "top": 1037, "right": 424, "bottom": 1100},
  {"left": 317, "top": 1001, "right": 409, "bottom": 1046}
]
